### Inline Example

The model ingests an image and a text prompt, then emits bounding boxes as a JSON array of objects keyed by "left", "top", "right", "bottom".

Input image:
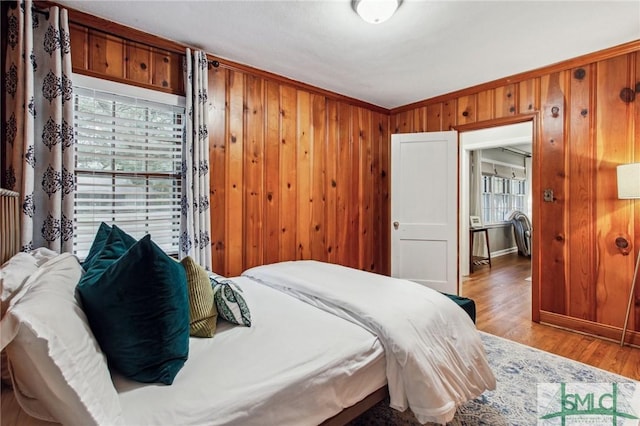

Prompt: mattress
[{"left": 113, "top": 276, "right": 387, "bottom": 426}]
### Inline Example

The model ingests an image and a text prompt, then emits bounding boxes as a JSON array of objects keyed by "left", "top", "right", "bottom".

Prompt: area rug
[{"left": 349, "top": 332, "right": 638, "bottom": 425}]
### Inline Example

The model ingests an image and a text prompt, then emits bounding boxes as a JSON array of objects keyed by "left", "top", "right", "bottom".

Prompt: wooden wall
[
  {"left": 208, "top": 69, "right": 390, "bottom": 276},
  {"left": 65, "top": 11, "right": 391, "bottom": 278},
  {"left": 68, "top": 24, "right": 184, "bottom": 95},
  {"left": 391, "top": 42, "right": 640, "bottom": 345}
]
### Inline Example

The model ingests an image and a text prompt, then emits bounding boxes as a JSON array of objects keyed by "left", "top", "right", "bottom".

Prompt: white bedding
[
  {"left": 243, "top": 260, "right": 497, "bottom": 425},
  {"left": 114, "top": 276, "right": 386, "bottom": 426}
]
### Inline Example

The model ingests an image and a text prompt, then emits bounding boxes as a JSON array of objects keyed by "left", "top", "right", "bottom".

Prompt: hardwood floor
[{"left": 462, "top": 253, "right": 640, "bottom": 380}]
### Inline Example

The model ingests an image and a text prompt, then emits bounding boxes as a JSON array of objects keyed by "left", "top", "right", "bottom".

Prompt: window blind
[{"left": 73, "top": 85, "right": 185, "bottom": 259}]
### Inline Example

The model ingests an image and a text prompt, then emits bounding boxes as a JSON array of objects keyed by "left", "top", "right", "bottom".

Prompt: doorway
[{"left": 459, "top": 121, "right": 534, "bottom": 278}]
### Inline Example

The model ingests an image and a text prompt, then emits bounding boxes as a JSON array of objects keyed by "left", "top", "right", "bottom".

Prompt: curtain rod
[
  {"left": 501, "top": 147, "right": 531, "bottom": 158},
  {"left": 481, "top": 158, "right": 526, "bottom": 171}
]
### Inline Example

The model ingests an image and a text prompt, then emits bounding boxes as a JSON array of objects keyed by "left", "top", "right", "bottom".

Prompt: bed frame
[
  {"left": 1, "top": 188, "right": 20, "bottom": 264},
  {"left": 321, "top": 386, "right": 389, "bottom": 425},
  {"left": 1, "top": 189, "right": 20, "bottom": 393}
]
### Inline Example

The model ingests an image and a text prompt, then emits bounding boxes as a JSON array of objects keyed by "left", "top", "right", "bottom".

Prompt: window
[
  {"left": 73, "top": 76, "right": 185, "bottom": 259},
  {"left": 481, "top": 175, "right": 527, "bottom": 225}
]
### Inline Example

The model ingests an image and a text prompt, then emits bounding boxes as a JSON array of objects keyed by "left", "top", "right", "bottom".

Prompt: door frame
[{"left": 453, "top": 113, "right": 541, "bottom": 322}]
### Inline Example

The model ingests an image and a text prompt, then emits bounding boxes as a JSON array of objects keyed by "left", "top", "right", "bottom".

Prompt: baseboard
[
  {"left": 539, "top": 311, "right": 640, "bottom": 348},
  {"left": 490, "top": 247, "right": 518, "bottom": 258}
]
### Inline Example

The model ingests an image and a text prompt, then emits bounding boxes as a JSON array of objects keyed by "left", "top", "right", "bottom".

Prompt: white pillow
[
  {"left": 30, "top": 247, "right": 60, "bottom": 267},
  {"left": 0, "top": 253, "right": 124, "bottom": 425},
  {"left": 1, "top": 253, "right": 38, "bottom": 318},
  {"left": 1, "top": 248, "right": 59, "bottom": 318}
]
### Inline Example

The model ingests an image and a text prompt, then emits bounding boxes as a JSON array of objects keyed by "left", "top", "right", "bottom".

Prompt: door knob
[{"left": 393, "top": 221, "right": 399, "bottom": 230}]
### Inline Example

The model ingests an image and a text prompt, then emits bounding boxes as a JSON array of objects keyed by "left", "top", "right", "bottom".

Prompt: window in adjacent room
[
  {"left": 481, "top": 171, "right": 527, "bottom": 225},
  {"left": 72, "top": 75, "right": 185, "bottom": 259}
]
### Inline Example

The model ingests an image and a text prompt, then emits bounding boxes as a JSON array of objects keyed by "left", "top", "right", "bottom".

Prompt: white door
[{"left": 391, "top": 131, "right": 458, "bottom": 294}]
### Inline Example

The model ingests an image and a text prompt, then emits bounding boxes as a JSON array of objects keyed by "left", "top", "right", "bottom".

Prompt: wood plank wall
[
  {"left": 390, "top": 43, "right": 640, "bottom": 344},
  {"left": 65, "top": 14, "right": 391, "bottom": 279},
  {"left": 208, "top": 68, "right": 390, "bottom": 276},
  {"left": 69, "top": 24, "right": 184, "bottom": 95}
]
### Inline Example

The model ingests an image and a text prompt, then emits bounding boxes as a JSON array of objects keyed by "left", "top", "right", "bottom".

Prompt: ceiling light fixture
[{"left": 353, "top": 0, "right": 401, "bottom": 24}]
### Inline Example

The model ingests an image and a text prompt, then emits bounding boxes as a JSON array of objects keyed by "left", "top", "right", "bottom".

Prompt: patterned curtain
[
  {"left": 4, "top": 0, "right": 74, "bottom": 253},
  {"left": 470, "top": 150, "right": 486, "bottom": 257},
  {"left": 180, "top": 49, "right": 212, "bottom": 270}
]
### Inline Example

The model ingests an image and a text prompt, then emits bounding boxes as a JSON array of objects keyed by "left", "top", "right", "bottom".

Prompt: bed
[{"left": 0, "top": 192, "right": 495, "bottom": 426}]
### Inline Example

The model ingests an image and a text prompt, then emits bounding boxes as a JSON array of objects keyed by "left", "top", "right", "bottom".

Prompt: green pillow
[
  {"left": 76, "top": 234, "right": 189, "bottom": 385},
  {"left": 81, "top": 225, "right": 136, "bottom": 284},
  {"left": 181, "top": 256, "right": 217, "bottom": 338},
  {"left": 82, "top": 223, "right": 136, "bottom": 271},
  {"left": 82, "top": 222, "right": 111, "bottom": 270}
]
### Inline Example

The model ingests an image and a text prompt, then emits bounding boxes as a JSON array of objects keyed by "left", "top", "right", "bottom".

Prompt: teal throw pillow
[
  {"left": 81, "top": 225, "right": 137, "bottom": 284},
  {"left": 76, "top": 234, "right": 190, "bottom": 385},
  {"left": 210, "top": 275, "right": 252, "bottom": 327},
  {"left": 82, "top": 223, "right": 136, "bottom": 271},
  {"left": 82, "top": 222, "right": 111, "bottom": 270}
]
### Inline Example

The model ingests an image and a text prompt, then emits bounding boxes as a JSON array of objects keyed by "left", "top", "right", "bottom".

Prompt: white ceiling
[{"left": 58, "top": 1, "right": 640, "bottom": 109}]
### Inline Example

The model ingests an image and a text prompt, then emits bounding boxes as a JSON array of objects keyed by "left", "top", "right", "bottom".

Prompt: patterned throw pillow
[
  {"left": 210, "top": 275, "right": 251, "bottom": 327},
  {"left": 181, "top": 257, "right": 217, "bottom": 337}
]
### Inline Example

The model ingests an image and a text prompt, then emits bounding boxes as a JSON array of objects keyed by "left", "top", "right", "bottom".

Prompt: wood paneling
[
  {"left": 349, "top": 104, "right": 362, "bottom": 269},
  {"left": 311, "top": 94, "right": 327, "bottom": 262},
  {"left": 296, "top": 91, "right": 312, "bottom": 261},
  {"left": 70, "top": 23, "right": 185, "bottom": 94},
  {"left": 442, "top": 100, "right": 457, "bottom": 130},
  {"left": 633, "top": 52, "right": 640, "bottom": 335},
  {"left": 595, "top": 55, "right": 635, "bottom": 328},
  {"left": 88, "top": 30, "right": 124, "bottom": 78},
  {"left": 359, "top": 108, "right": 373, "bottom": 270},
  {"left": 152, "top": 51, "right": 182, "bottom": 90},
  {"left": 336, "top": 102, "right": 354, "bottom": 267},
  {"left": 391, "top": 46, "right": 640, "bottom": 342},
  {"left": 538, "top": 71, "right": 569, "bottom": 314},
  {"left": 518, "top": 78, "right": 539, "bottom": 114},
  {"left": 205, "top": 74, "right": 390, "bottom": 276},
  {"left": 244, "top": 75, "right": 264, "bottom": 270},
  {"left": 69, "top": 23, "right": 88, "bottom": 70},
  {"left": 264, "top": 81, "right": 281, "bottom": 266},
  {"left": 226, "top": 70, "right": 244, "bottom": 276},
  {"left": 457, "top": 94, "right": 476, "bottom": 125},
  {"left": 426, "top": 104, "right": 443, "bottom": 132},
  {"left": 209, "top": 67, "right": 226, "bottom": 273},
  {"left": 494, "top": 84, "right": 517, "bottom": 118},
  {"left": 476, "top": 90, "right": 494, "bottom": 122},
  {"left": 412, "top": 106, "right": 427, "bottom": 132},
  {"left": 126, "top": 42, "right": 152, "bottom": 86},
  {"left": 279, "top": 85, "right": 298, "bottom": 264},
  {"left": 325, "top": 100, "right": 339, "bottom": 264},
  {"left": 567, "top": 65, "right": 595, "bottom": 321}
]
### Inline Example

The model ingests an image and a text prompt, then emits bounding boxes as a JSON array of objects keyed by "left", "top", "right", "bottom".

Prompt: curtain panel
[
  {"left": 4, "top": 0, "right": 74, "bottom": 253},
  {"left": 470, "top": 151, "right": 487, "bottom": 257},
  {"left": 180, "top": 49, "right": 212, "bottom": 270}
]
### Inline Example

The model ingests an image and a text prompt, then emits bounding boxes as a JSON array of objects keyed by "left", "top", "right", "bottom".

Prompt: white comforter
[{"left": 243, "top": 260, "right": 496, "bottom": 425}]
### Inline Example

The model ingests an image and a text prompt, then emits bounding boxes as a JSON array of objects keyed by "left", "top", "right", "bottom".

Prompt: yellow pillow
[{"left": 180, "top": 256, "right": 217, "bottom": 337}]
